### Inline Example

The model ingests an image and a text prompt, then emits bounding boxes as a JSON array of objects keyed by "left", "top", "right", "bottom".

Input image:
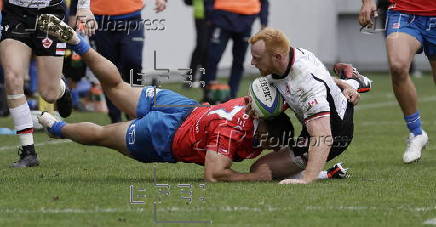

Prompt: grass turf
[{"left": 1, "top": 74, "right": 436, "bottom": 226}]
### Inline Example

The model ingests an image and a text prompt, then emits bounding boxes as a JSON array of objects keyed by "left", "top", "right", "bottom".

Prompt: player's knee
[
  {"left": 389, "top": 61, "right": 409, "bottom": 78},
  {"left": 39, "top": 88, "right": 58, "bottom": 103},
  {"left": 3, "top": 69, "right": 24, "bottom": 91}
]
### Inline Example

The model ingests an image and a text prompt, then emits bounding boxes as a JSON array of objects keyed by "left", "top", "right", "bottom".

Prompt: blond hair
[{"left": 249, "top": 27, "right": 291, "bottom": 55}]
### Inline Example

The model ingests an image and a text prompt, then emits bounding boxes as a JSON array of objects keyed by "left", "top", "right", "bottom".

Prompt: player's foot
[
  {"left": 55, "top": 77, "right": 72, "bottom": 118},
  {"left": 403, "top": 130, "right": 428, "bottom": 163},
  {"left": 10, "top": 145, "right": 39, "bottom": 168},
  {"left": 326, "top": 162, "right": 349, "bottom": 179},
  {"left": 37, "top": 112, "right": 62, "bottom": 138},
  {"left": 37, "top": 14, "right": 79, "bottom": 44},
  {"left": 333, "top": 63, "right": 372, "bottom": 93}
]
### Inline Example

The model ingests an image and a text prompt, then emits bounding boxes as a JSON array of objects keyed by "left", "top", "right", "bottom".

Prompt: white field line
[
  {"left": 357, "top": 96, "right": 436, "bottom": 110},
  {"left": 1, "top": 206, "right": 436, "bottom": 214},
  {"left": 0, "top": 207, "right": 144, "bottom": 214},
  {"left": 424, "top": 218, "right": 436, "bottom": 225},
  {"left": 0, "top": 140, "right": 72, "bottom": 152}
]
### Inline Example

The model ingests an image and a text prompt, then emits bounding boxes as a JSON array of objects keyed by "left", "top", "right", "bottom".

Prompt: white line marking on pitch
[
  {"left": 0, "top": 140, "right": 72, "bottom": 151},
  {"left": 357, "top": 96, "right": 436, "bottom": 110},
  {"left": 0, "top": 207, "right": 144, "bottom": 214},
  {"left": 2, "top": 206, "right": 436, "bottom": 214},
  {"left": 424, "top": 218, "right": 436, "bottom": 225}
]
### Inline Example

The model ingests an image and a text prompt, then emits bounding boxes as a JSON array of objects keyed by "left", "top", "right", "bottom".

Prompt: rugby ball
[{"left": 249, "top": 77, "right": 284, "bottom": 118}]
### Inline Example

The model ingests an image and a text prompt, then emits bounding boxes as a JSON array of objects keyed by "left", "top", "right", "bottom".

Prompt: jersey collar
[{"left": 271, "top": 47, "right": 295, "bottom": 79}]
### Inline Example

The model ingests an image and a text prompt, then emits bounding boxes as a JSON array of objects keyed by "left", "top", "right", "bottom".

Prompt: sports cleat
[
  {"left": 56, "top": 77, "right": 72, "bottom": 118},
  {"left": 333, "top": 63, "right": 372, "bottom": 93},
  {"left": 403, "top": 130, "right": 428, "bottom": 163},
  {"left": 326, "top": 162, "right": 349, "bottom": 179},
  {"left": 11, "top": 145, "right": 39, "bottom": 168},
  {"left": 37, "top": 14, "right": 77, "bottom": 43},
  {"left": 37, "top": 112, "right": 61, "bottom": 138}
]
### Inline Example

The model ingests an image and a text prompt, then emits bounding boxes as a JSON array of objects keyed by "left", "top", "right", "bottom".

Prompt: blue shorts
[
  {"left": 125, "top": 87, "right": 199, "bottom": 163},
  {"left": 386, "top": 10, "right": 436, "bottom": 58}
]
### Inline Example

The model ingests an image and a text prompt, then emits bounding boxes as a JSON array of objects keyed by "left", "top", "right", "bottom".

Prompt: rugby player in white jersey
[
  {"left": 0, "top": 0, "right": 95, "bottom": 167},
  {"left": 248, "top": 28, "right": 372, "bottom": 184}
]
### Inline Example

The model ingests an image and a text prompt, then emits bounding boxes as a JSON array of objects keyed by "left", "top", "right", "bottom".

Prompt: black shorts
[
  {"left": 1, "top": 2, "right": 66, "bottom": 56},
  {"left": 293, "top": 103, "right": 354, "bottom": 162}
]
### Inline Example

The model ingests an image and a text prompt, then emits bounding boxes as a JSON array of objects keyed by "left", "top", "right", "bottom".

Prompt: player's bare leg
[
  {"left": 250, "top": 149, "right": 303, "bottom": 180},
  {"left": 36, "top": 56, "right": 63, "bottom": 103},
  {"left": 386, "top": 32, "right": 428, "bottom": 163},
  {"left": 251, "top": 148, "right": 349, "bottom": 182},
  {"left": 36, "top": 14, "right": 142, "bottom": 118},
  {"left": 36, "top": 56, "right": 73, "bottom": 118},
  {"left": 0, "top": 39, "right": 39, "bottom": 167},
  {"left": 38, "top": 112, "right": 130, "bottom": 156},
  {"left": 386, "top": 32, "right": 420, "bottom": 116},
  {"left": 80, "top": 49, "right": 142, "bottom": 118}
]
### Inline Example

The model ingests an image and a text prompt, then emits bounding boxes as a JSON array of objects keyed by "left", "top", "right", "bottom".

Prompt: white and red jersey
[
  {"left": 267, "top": 48, "right": 349, "bottom": 125},
  {"left": 171, "top": 98, "right": 261, "bottom": 165},
  {"left": 388, "top": 0, "right": 436, "bottom": 16}
]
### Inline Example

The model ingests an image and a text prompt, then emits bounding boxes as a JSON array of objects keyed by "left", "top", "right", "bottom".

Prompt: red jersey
[
  {"left": 171, "top": 98, "right": 262, "bottom": 165},
  {"left": 389, "top": 0, "right": 436, "bottom": 16}
]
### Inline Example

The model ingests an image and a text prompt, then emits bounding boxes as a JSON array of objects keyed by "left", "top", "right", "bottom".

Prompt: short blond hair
[{"left": 249, "top": 27, "right": 291, "bottom": 55}]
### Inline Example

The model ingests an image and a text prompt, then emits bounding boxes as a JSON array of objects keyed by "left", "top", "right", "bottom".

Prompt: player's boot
[
  {"left": 37, "top": 14, "right": 78, "bottom": 44},
  {"left": 37, "top": 112, "right": 64, "bottom": 139},
  {"left": 55, "top": 77, "right": 72, "bottom": 118},
  {"left": 333, "top": 63, "right": 372, "bottom": 93},
  {"left": 326, "top": 162, "right": 349, "bottom": 179},
  {"left": 11, "top": 145, "right": 39, "bottom": 168},
  {"left": 403, "top": 130, "right": 428, "bottom": 163}
]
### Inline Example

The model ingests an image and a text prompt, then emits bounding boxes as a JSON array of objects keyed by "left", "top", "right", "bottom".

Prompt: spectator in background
[
  {"left": 202, "top": 0, "right": 269, "bottom": 102},
  {"left": 70, "top": 0, "right": 167, "bottom": 123},
  {"left": 184, "top": 0, "right": 209, "bottom": 87}
]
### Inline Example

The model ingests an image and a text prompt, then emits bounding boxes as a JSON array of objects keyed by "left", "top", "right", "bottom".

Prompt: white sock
[
  {"left": 9, "top": 103, "right": 34, "bottom": 146},
  {"left": 318, "top": 171, "right": 328, "bottom": 180},
  {"left": 341, "top": 79, "right": 360, "bottom": 90},
  {"left": 58, "top": 78, "right": 66, "bottom": 99},
  {"left": 289, "top": 171, "right": 329, "bottom": 180}
]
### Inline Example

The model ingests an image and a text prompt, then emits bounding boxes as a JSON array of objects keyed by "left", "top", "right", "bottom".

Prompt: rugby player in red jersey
[
  {"left": 34, "top": 14, "right": 295, "bottom": 182},
  {"left": 35, "top": 14, "right": 348, "bottom": 182},
  {"left": 360, "top": 0, "right": 436, "bottom": 163}
]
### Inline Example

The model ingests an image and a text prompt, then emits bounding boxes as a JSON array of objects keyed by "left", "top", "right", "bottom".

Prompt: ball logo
[{"left": 259, "top": 79, "right": 272, "bottom": 103}]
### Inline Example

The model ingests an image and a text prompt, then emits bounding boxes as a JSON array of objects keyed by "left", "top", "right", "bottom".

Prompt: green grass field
[{"left": 1, "top": 74, "right": 436, "bottom": 226}]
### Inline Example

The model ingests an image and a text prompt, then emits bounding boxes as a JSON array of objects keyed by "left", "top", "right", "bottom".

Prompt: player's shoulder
[{"left": 208, "top": 98, "right": 254, "bottom": 130}]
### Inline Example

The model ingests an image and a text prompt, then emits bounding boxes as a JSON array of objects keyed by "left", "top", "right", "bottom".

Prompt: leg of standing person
[
  {"left": 202, "top": 25, "right": 231, "bottom": 101},
  {"left": 385, "top": 10, "right": 428, "bottom": 163},
  {"left": 119, "top": 17, "right": 144, "bottom": 121},
  {"left": 228, "top": 28, "right": 251, "bottom": 98},
  {"left": 0, "top": 39, "right": 38, "bottom": 167},
  {"left": 189, "top": 18, "right": 209, "bottom": 83}
]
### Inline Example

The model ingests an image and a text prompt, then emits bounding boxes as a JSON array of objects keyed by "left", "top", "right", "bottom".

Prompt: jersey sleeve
[
  {"left": 206, "top": 125, "right": 247, "bottom": 160},
  {"left": 300, "top": 75, "right": 331, "bottom": 124}
]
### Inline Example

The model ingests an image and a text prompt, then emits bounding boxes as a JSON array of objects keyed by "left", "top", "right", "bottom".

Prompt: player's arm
[
  {"left": 76, "top": 0, "right": 97, "bottom": 36},
  {"left": 333, "top": 77, "right": 360, "bottom": 105},
  {"left": 359, "top": 0, "right": 378, "bottom": 26},
  {"left": 204, "top": 150, "right": 272, "bottom": 182}
]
